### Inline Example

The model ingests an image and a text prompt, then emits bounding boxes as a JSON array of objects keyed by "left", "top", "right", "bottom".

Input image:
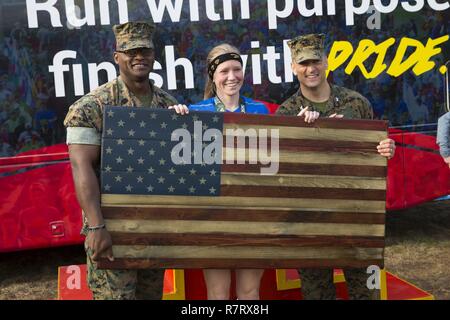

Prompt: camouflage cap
[
  {"left": 113, "top": 21, "right": 155, "bottom": 51},
  {"left": 288, "top": 33, "right": 325, "bottom": 63}
]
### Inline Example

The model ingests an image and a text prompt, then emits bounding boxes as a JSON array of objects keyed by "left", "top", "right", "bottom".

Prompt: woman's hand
[{"left": 169, "top": 104, "right": 189, "bottom": 115}]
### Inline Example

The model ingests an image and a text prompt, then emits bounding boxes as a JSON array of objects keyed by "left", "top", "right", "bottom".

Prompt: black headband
[{"left": 208, "top": 53, "right": 243, "bottom": 79}]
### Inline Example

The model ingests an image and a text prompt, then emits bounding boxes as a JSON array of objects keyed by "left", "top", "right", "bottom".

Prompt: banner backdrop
[{"left": 0, "top": 0, "right": 449, "bottom": 157}]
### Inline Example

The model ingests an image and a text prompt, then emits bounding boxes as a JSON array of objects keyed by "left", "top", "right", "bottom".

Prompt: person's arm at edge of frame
[
  {"left": 437, "top": 112, "right": 450, "bottom": 167},
  {"left": 68, "top": 144, "right": 114, "bottom": 262}
]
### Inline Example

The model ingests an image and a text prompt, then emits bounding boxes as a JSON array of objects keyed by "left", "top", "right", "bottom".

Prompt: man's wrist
[{"left": 86, "top": 224, "right": 106, "bottom": 232}]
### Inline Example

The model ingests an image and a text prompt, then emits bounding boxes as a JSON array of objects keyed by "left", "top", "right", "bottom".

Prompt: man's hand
[
  {"left": 297, "top": 106, "right": 320, "bottom": 123},
  {"left": 377, "top": 138, "right": 396, "bottom": 159},
  {"left": 169, "top": 104, "right": 189, "bottom": 115},
  {"left": 86, "top": 228, "right": 114, "bottom": 262}
]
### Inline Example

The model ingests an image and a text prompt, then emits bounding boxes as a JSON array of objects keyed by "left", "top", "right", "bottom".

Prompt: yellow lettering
[
  {"left": 367, "top": 38, "right": 396, "bottom": 78},
  {"left": 412, "top": 35, "right": 449, "bottom": 76},
  {"left": 345, "top": 38, "right": 396, "bottom": 79},
  {"left": 344, "top": 39, "right": 374, "bottom": 78},
  {"left": 327, "top": 36, "right": 448, "bottom": 79},
  {"left": 327, "top": 41, "right": 353, "bottom": 78},
  {"left": 387, "top": 38, "right": 424, "bottom": 77}
]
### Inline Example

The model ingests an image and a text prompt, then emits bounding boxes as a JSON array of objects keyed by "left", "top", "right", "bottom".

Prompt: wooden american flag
[{"left": 98, "top": 106, "right": 387, "bottom": 269}]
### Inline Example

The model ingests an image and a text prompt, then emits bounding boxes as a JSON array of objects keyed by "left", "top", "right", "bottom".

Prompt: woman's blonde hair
[{"left": 203, "top": 43, "right": 241, "bottom": 100}]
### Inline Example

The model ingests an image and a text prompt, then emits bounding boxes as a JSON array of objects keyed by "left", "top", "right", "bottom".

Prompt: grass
[
  {"left": 0, "top": 246, "right": 85, "bottom": 300},
  {"left": 1, "top": 200, "right": 449, "bottom": 300},
  {"left": 384, "top": 200, "right": 450, "bottom": 300}
]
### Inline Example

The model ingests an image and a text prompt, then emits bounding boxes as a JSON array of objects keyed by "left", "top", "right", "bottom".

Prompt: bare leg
[
  {"left": 203, "top": 269, "right": 231, "bottom": 300},
  {"left": 236, "top": 269, "right": 264, "bottom": 300}
]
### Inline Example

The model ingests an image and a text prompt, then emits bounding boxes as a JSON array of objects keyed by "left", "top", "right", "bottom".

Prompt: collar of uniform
[
  {"left": 295, "top": 83, "right": 341, "bottom": 114},
  {"left": 116, "top": 76, "right": 154, "bottom": 107}
]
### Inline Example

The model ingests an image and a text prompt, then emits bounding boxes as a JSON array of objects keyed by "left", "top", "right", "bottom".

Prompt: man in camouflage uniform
[
  {"left": 64, "top": 21, "right": 178, "bottom": 299},
  {"left": 276, "top": 33, "right": 396, "bottom": 300}
]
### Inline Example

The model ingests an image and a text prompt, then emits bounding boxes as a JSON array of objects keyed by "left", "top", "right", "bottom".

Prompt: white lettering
[
  {"left": 26, "top": 0, "right": 62, "bottom": 28},
  {"left": 165, "top": 46, "right": 194, "bottom": 90},
  {"left": 345, "top": 0, "right": 370, "bottom": 26},
  {"left": 65, "top": 0, "right": 95, "bottom": 28},
  {"left": 150, "top": 61, "right": 164, "bottom": 88},
  {"left": 373, "top": 0, "right": 398, "bottom": 13},
  {"left": 267, "top": 0, "right": 294, "bottom": 30},
  {"left": 327, "top": 0, "right": 336, "bottom": 15},
  {"left": 263, "top": 46, "right": 282, "bottom": 84},
  {"left": 427, "top": 0, "right": 450, "bottom": 10},
  {"left": 251, "top": 41, "right": 262, "bottom": 85},
  {"left": 400, "top": 0, "right": 424, "bottom": 12},
  {"left": 189, "top": 0, "right": 200, "bottom": 21},
  {"left": 73, "top": 63, "right": 85, "bottom": 96},
  {"left": 99, "top": 0, "right": 129, "bottom": 25},
  {"left": 206, "top": 0, "right": 221, "bottom": 21},
  {"left": 298, "top": 0, "right": 323, "bottom": 17},
  {"left": 88, "top": 62, "right": 117, "bottom": 92},
  {"left": 48, "top": 50, "right": 77, "bottom": 97},
  {"left": 283, "top": 39, "right": 294, "bottom": 82},
  {"left": 240, "top": 0, "right": 250, "bottom": 19},
  {"left": 146, "top": 0, "right": 183, "bottom": 23}
]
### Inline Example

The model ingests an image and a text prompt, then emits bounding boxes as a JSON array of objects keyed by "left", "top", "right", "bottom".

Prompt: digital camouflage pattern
[
  {"left": 85, "top": 243, "right": 164, "bottom": 300},
  {"left": 288, "top": 33, "right": 325, "bottom": 63},
  {"left": 64, "top": 77, "right": 177, "bottom": 131},
  {"left": 299, "top": 268, "right": 380, "bottom": 300},
  {"left": 278, "top": 80, "right": 378, "bottom": 299},
  {"left": 64, "top": 76, "right": 176, "bottom": 300},
  {"left": 113, "top": 21, "right": 155, "bottom": 51},
  {"left": 276, "top": 84, "right": 374, "bottom": 120}
]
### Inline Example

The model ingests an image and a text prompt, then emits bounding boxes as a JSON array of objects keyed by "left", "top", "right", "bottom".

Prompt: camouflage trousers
[
  {"left": 85, "top": 242, "right": 165, "bottom": 300},
  {"left": 298, "top": 268, "right": 380, "bottom": 300}
]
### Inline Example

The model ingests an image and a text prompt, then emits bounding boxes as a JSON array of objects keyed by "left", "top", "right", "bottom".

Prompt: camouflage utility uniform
[
  {"left": 64, "top": 77, "right": 177, "bottom": 300},
  {"left": 276, "top": 86, "right": 379, "bottom": 300},
  {"left": 64, "top": 20, "right": 178, "bottom": 300},
  {"left": 277, "top": 84, "right": 373, "bottom": 119}
]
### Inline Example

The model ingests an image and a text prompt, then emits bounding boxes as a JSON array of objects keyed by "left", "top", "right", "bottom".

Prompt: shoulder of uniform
[
  {"left": 278, "top": 93, "right": 299, "bottom": 108},
  {"left": 332, "top": 85, "right": 373, "bottom": 119},
  {"left": 70, "top": 78, "right": 119, "bottom": 108},
  {"left": 68, "top": 93, "right": 100, "bottom": 111},
  {"left": 279, "top": 94, "right": 293, "bottom": 105},
  {"left": 334, "top": 85, "right": 367, "bottom": 101},
  {"left": 90, "top": 78, "right": 119, "bottom": 96}
]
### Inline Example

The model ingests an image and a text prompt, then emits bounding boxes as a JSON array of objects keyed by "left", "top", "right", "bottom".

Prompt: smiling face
[
  {"left": 292, "top": 56, "right": 328, "bottom": 91},
  {"left": 213, "top": 60, "right": 244, "bottom": 98},
  {"left": 114, "top": 48, "right": 155, "bottom": 82}
]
